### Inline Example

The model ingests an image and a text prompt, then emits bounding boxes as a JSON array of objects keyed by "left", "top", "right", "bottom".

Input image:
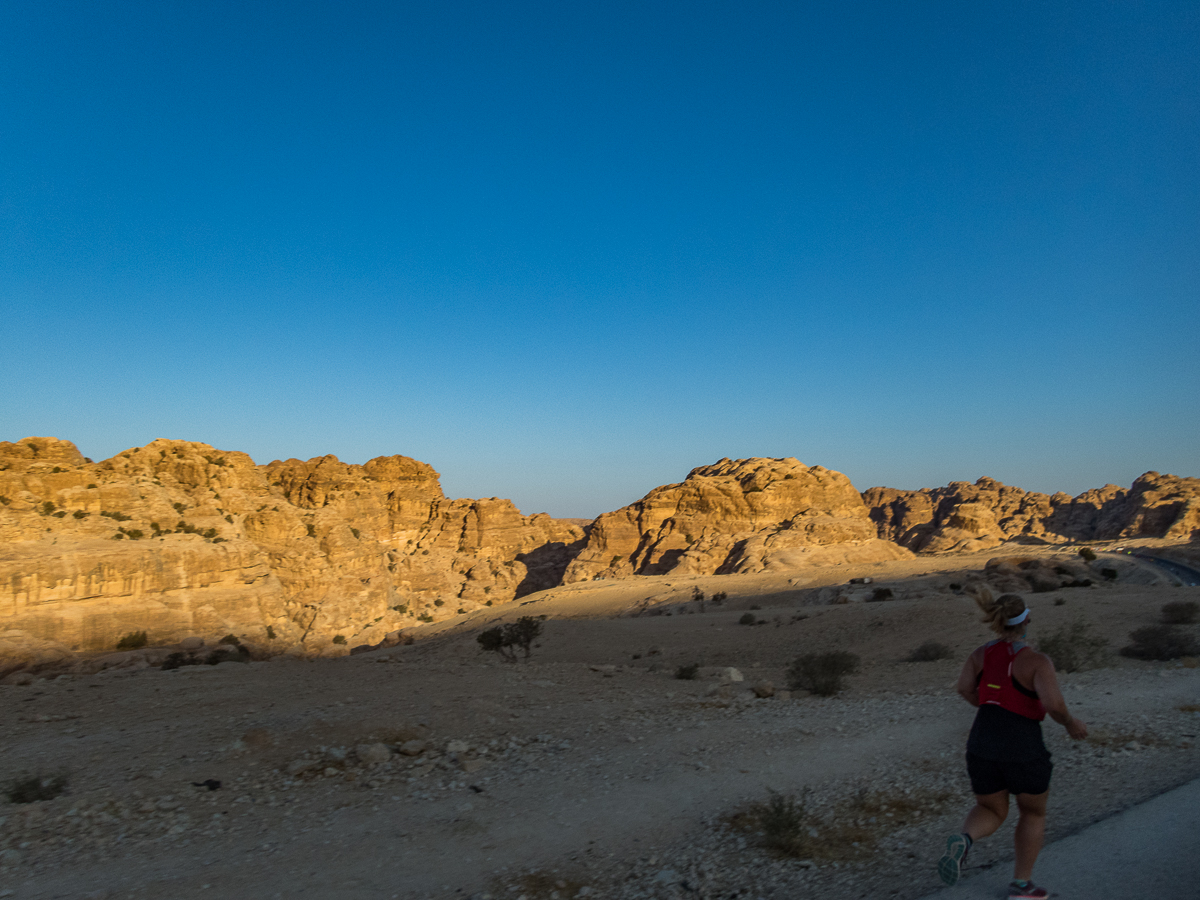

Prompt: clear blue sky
[{"left": 2, "top": 1, "right": 1197, "bottom": 518}]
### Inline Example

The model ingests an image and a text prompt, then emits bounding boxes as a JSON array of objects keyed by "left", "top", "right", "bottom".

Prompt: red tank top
[{"left": 978, "top": 640, "right": 1045, "bottom": 721}]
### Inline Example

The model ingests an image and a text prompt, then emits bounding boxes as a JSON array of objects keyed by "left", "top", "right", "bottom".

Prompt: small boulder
[
  {"left": 399, "top": 739, "right": 428, "bottom": 756},
  {"left": 356, "top": 742, "right": 392, "bottom": 766},
  {"left": 446, "top": 739, "right": 470, "bottom": 754},
  {"left": 285, "top": 758, "right": 318, "bottom": 777},
  {"left": 2, "top": 671, "right": 35, "bottom": 686},
  {"left": 179, "top": 636, "right": 205, "bottom": 652},
  {"left": 752, "top": 680, "right": 775, "bottom": 698},
  {"left": 460, "top": 758, "right": 486, "bottom": 774},
  {"left": 720, "top": 667, "right": 744, "bottom": 683}
]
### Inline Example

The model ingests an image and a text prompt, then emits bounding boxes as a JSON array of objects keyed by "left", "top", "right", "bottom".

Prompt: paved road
[
  {"left": 916, "top": 776, "right": 1200, "bottom": 899},
  {"left": 1131, "top": 553, "right": 1200, "bottom": 587}
]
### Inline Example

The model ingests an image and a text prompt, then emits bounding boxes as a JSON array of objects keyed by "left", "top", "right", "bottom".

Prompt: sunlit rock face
[
  {"left": 0, "top": 438, "right": 585, "bottom": 655},
  {"left": 862, "top": 472, "right": 1200, "bottom": 552},
  {"left": 562, "top": 457, "right": 911, "bottom": 583}
]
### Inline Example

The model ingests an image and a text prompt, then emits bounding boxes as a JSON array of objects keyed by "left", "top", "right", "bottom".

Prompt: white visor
[{"left": 1006, "top": 609, "right": 1029, "bottom": 626}]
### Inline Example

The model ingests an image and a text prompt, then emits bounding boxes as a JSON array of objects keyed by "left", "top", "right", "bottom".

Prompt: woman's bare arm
[
  {"left": 956, "top": 648, "right": 984, "bottom": 707},
  {"left": 1032, "top": 654, "right": 1088, "bottom": 739}
]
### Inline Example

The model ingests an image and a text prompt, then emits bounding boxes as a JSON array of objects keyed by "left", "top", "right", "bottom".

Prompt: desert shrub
[
  {"left": 123, "top": 528, "right": 144, "bottom": 540},
  {"left": 739, "top": 613, "right": 756, "bottom": 625},
  {"left": 266, "top": 625, "right": 277, "bottom": 640},
  {"left": 1038, "top": 620, "right": 1108, "bottom": 672},
  {"left": 391, "top": 604, "right": 408, "bottom": 614},
  {"left": 476, "top": 616, "right": 544, "bottom": 661},
  {"left": 1078, "top": 547, "right": 1097, "bottom": 561},
  {"left": 332, "top": 635, "right": 347, "bottom": 645},
  {"left": 1120, "top": 626, "right": 1200, "bottom": 661},
  {"left": 691, "top": 587, "right": 705, "bottom": 602},
  {"left": 787, "top": 651, "right": 860, "bottom": 696},
  {"left": 101, "top": 510, "right": 131, "bottom": 521},
  {"left": 173, "top": 502, "right": 186, "bottom": 513},
  {"left": 751, "top": 790, "right": 810, "bottom": 857},
  {"left": 224, "top": 514, "right": 233, "bottom": 523},
  {"left": 86, "top": 484, "right": 97, "bottom": 489},
  {"left": 306, "top": 523, "right": 317, "bottom": 538},
  {"left": 1101, "top": 568, "right": 1118, "bottom": 581},
  {"left": 1054, "top": 597, "right": 1066, "bottom": 606},
  {"left": 712, "top": 591, "right": 727, "bottom": 604},
  {"left": 4, "top": 774, "right": 68, "bottom": 804},
  {"left": 675, "top": 663, "right": 700, "bottom": 680},
  {"left": 41, "top": 501, "right": 56, "bottom": 515},
  {"left": 433, "top": 599, "right": 445, "bottom": 607},
  {"left": 350, "top": 527, "right": 360, "bottom": 539},
  {"left": 202, "top": 455, "right": 227, "bottom": 467},
  {"left": 218, "top": 634, "right": 241, "bottom": 646},
  {"left": 417, "top": 613, "right": 433, "bottom": 623},
  {"left": 52, "top": 510, "right": 66, "bottom": 518},
  {"left": 72, "top": 509, "right": 88, "bottom": 519},
  {"left": 0, "top": 496, "right": 9, "bottom": 505},
  {"left": 111, "top": 533, "right": 124, "bottom": 540},
  {"left": 116, "top": 631, "right": 148, "bottom": 650},
  {"left": 868, "top": 587, "right": 894, "bottom": 602},
  {"left": 907, "top": 641, "right": 953, "bottom": 662},
  {"left": 1161, "top": 601, "right": 1199, "bottom": 625}
]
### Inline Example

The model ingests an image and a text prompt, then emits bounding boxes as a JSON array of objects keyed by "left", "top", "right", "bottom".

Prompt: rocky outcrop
[
  {"left": 0, "top": 438, "right": 585, "bottom": 656},
  {"left": 563, "top": 457, "right": 911, "bottom": 582},
  {"left": 863, "top": 472, "right": 1200, "bottom": 552}
]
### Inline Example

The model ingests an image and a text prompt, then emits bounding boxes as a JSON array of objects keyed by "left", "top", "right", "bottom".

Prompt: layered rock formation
[
  {"left": 0, "top": 438, "right": 584, "bottom": 656},
  {"left": 562, "top": 457, "right": 911, "bottom": 582},
  {"left": 863, "top": 472, "right": 1200, "bottom": 552}
]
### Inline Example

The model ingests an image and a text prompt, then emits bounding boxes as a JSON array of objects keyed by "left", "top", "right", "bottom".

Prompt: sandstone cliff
[
  {"left": 562, "top": 457, "right": 911, "bottom": 582},
  {"left": 0, "top": 438, "right": 584, "bottom": 657},
  {"left": 863, "top": 471, "right": 1200, "bottom": 552}
]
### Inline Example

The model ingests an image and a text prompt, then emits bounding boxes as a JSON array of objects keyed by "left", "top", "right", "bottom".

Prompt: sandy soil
[{"left": 1, "top": 545, "right": 1198, "bottom": 900}]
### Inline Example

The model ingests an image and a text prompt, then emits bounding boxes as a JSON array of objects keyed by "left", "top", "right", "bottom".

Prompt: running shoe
[
  {"left": 936, "top": 833, "right": 970, "bottom": 886},
  {"left": 1008, "top": 881, "right": 1049, "bottom": 899}
]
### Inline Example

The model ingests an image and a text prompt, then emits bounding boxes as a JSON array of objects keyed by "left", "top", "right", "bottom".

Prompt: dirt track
[{"left": 1, "top": 548, "right": 1198, "bottom": 900}]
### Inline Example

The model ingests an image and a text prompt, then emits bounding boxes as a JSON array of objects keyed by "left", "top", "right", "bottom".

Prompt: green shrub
[
  {"left": 1101, "top": 568, "right": 1118, "bottom": 581},
  {"left": 751, "top": 790, "right": 811, "bottom": 857},
  {"left": 1039, "top": 619, "right": 1108, "bottom": 672},
  {"left": 391, "top": 604, "right": 408, "bottom": 615},
  {"left": 739, "top": 613, "right": 756, "bottom": 625},
  {"left": 51, "top": 466, "right": 63, "bottom": 473},
  {"left": 350, "top": 527, "right": 360, "bottom": 539},
  {"left": 101, "top": 510, "right": 131, "bottom": 521},
  {"left": 433, "top": 599, "right": 445, "bottom": 607},
  {"left": 417, "top": 613, "right": 434, "bottom": 623},
  {"left": 73, "top": 510, "right": 89, "bottom": 519},
  {"left": 123, "top": 528, "right": 144, "bottom": 540},
  {"left": 53, "top": 510, "right": 67, "bottom": 518},
  {"left": 41, "top": 501, "right": 56, "bottom": 515},
  {"left": 4, "top": 773, "right": 68, "bottom": 804},
  {"left": 116, "top": 631, "right": 148, "bottom": 650},
  {"left": 787, "top": 651, "right": 859, "bottom": 696},
  {"left": 675, "top": 663, "right": 700, "bottom": 680},
  {"left": 1161, "top": 601, "right": 1199, "bottom": 625},
  {"left": 173, "top": 502, "right": 186, "bottom": 513},
  {"left": 0, "top": 496, "right": 9, "bottom": 506},
  {"left": 712, "top": 591, "right": 728, "bottom": 604},
  {"left": 306, "top": 523, "right": 317, "bottom": 538},
  {"left": 266, "top": 625, "right": 277, "bottom": 640},
  {"left": 332, "top": 635, "right": 347, "bottom": 645},
  {"left": 1120, "top": 626, "right": 1199, "bottom": 661},
  {"left": 86, "top": 484, "right": 97, "bottom": 489},
  {"left": 907, "top": 641, "right": 953, "bottom": 662},
  {"left": 218, "top": 634, "right": 241, "bottom": 646},
  {"left": 1079, "top": 547, "right": 1097, "bottom": 562},
  {"left": 476, "top": 616, "right": 544, "bottom": 661},
  {"left": 691, "top": 587, "right": 705, "bottom": 602}
]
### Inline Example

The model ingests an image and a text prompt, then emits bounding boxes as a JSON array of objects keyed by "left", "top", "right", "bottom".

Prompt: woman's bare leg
[
  {"left": 964, "top": 790, "right": 1009, "bottom": 840},
  {"left": 1013, "top": 791, "right": 1048, "bottom": 881}
]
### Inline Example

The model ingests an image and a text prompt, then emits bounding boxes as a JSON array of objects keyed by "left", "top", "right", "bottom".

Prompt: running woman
[{"left": 937, "top": 589, "right": 1088, "bottom": 900}]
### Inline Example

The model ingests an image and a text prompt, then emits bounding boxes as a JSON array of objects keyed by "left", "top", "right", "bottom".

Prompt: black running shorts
[{"left": 966, "top": 752, "right": 1053, "bottom": 796}]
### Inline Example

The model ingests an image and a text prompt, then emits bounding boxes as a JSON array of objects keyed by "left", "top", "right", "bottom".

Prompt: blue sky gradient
[{"left": 2, "top": 1, "right": 1197, "bottom": 517}]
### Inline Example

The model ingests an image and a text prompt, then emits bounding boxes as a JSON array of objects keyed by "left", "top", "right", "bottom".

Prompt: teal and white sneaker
[{"left": 937, "top": 833, "right": 970, "bottom": 886}]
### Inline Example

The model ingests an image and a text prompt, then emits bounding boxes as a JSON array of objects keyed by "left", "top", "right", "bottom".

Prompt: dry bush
[
  {"left": 4, "top": 773, "right": 68, "bottom": 804},
  {"left": 116, "top": 630, "right": 148, "bottom": 650},
  {"left": 1086, "top": 727, "right": 1171, "bottom": 749},
  {"left": 786, "top": 651, "right": 859, "bottom": 696},
  {"left": 674, "top": 663, "right": 700, "bottom": 680},
  {"left": 490, "top": 870, "right": 586, "bottom": 900},
  {"left": 906, "top": 641, "right": 953, "bottom": 662},
  {"left": 1038, "top": 619, "right": 1109, "bottom": 672},
  {"left": 1161, "top": 601, "right": 1199, "bottom": 625},
  {"left": 1120, "top": 625, "right": 1200, "bottom": 661}
]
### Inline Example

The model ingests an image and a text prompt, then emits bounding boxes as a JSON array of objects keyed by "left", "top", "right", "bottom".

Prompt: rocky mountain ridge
[{"left": 1, "top": 436, "right": 1196, "bottom": 666}]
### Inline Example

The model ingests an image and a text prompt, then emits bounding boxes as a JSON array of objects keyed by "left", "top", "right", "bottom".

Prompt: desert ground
[{"left": 2, "top": 545, "right": 1198, "bottom": 900}]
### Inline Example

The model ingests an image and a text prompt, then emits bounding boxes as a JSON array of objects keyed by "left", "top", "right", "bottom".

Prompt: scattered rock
[
  {"left": 751, "top": 680, "right": 775, "bottom": 698},
  {"left": 179, "top": 636, "right": 205, "bottom": 652},
  {"left": 720, "top": 667, "right": 744, "bottom": 683},
  {"left": 0, "top": 848, "right": 22, "bottom": 867},
  {"left": 400, "top": 740, "right": 428, "bottom": 756},
  {"left": 285, "top": 758, "right": 318, "bottom": 777},
  {"left": 356, "top": 742, "right": 392, "bottom": 765}
]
